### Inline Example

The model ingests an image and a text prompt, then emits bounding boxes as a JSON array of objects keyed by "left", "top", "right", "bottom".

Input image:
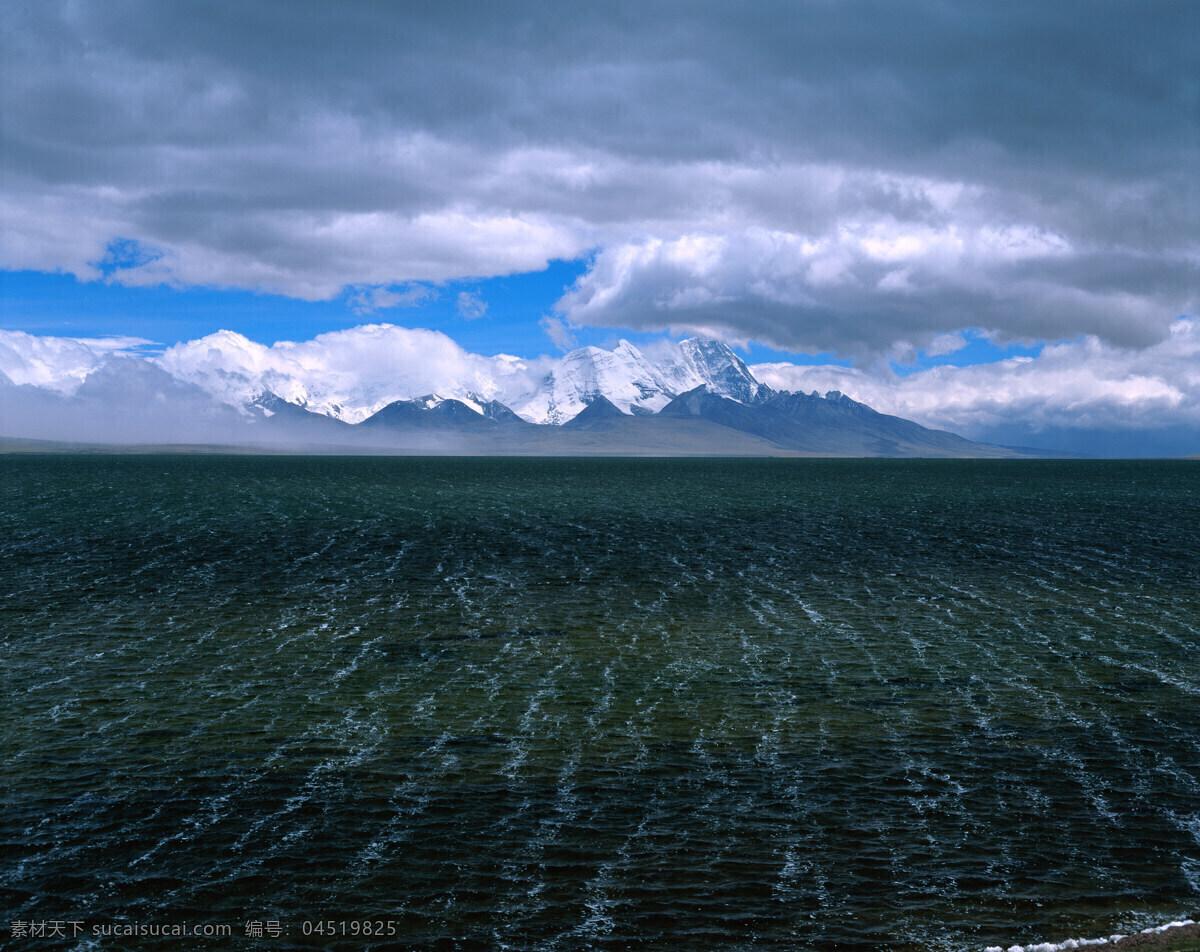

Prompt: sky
[{"left": 1, "top": 1, "right": 1198, "bottom": 454}]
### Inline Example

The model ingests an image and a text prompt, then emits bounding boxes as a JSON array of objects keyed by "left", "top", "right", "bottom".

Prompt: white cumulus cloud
[
  {"left": 154, "top": 325, "right": 547, "bottom": 422},
  {"left": 753, "top": 317, "right": 1200, "bottom": 452},
  {"left": 0, "top": 331, "right": 154, "bottom": 393},
  {"left": 554, "top": 212, "right": 1188, "bottom": 357}
]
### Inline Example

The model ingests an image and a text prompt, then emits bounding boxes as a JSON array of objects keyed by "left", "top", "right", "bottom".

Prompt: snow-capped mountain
[
  {"left": 674, "top": 337, "right": 766, "bottom": 405},
  {"left": 511, "top": 337, "right": 768, "bottom": 424},
  {"left": 1, "top": 329, "right": 1033, "bottom": 456},
  {"left": 512, "top": 340, "right": 678, "bottom": 424},
  {"left": 153, "top": 328, "right": 531, "bottom": 424},
  {"left": 149, "top": 329, "right": 768, "bottom": 426}
]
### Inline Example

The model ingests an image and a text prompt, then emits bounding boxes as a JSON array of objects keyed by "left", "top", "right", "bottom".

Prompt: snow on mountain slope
[
  {"left": 148, "top": 326, "right": 764, "bottom": 426},
  {"left": 512, "top": 337, "right": 765, "bottom": 424},
  {"left": 512, "top": 340, "right": 680, "bottom": 424},
  {"left": 677, "top": 338, "right": 767, "bottom": 403},
  {"left": 154, "top": 326, "right": 538, "bottom": 423}
]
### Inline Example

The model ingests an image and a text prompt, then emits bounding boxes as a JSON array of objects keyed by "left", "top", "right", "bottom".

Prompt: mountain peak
[
  {"left": 511, "top": 336, "right": 772, "bottom": 424},
  {"left": 513, "top": 340, "right": 675, "bottom": 424},
  {"left": 678, "top": 337, "right": 766, "bottom": 404}
]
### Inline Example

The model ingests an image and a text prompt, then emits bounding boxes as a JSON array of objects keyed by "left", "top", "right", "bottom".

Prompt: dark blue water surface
[{"left": 2, "top": 457, "right": 1197, "bottom": 950}]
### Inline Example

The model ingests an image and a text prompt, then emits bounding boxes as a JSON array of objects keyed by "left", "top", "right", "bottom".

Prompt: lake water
[{"left": 2, "top": 457, "right": 1197, "bottom": 950}]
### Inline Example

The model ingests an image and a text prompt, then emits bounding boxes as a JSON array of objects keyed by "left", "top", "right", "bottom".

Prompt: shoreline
[{"left": 988, "top": 919, "right": 1200, "bottom": 952}]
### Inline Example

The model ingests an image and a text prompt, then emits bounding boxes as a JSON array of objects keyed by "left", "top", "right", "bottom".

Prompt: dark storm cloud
[{"left": 2, "top": 0, "right": 1196, "bottom": 353}]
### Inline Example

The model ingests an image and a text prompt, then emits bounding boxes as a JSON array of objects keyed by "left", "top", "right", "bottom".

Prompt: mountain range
[{"left": 230, "top": 337, "right": 1029, "bottom": 457}]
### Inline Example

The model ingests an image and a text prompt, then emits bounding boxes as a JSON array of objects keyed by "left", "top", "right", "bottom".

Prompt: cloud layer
[{"left": 3, "top": 1, "right": 1196, "bottom": 357}]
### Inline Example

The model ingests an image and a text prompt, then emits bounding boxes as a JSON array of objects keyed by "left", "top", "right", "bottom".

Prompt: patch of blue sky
[
  {"left": 92, "top": 237, "right": 164, "bottom": 278},
  {"left": 0, "top": 260, "right": 589, "bottom": 356},
  {"left": 2, "top": 260, "right": 1027, "bottom": 371},
  {"left": 890, "top": 330, "right": 1042, "bottom": 375},
  {"left": 1, "top": 269, "right": 349, "bottom": 349}
]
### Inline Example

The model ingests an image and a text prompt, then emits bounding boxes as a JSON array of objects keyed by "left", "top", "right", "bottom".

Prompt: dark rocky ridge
[{"left": 310, "top": 386, "right": 1036, "bottom": 457}]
